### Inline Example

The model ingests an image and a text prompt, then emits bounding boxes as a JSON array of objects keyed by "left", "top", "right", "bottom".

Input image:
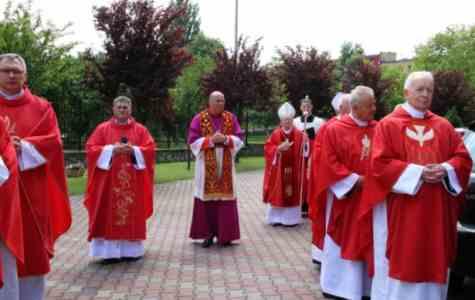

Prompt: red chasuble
[
  {"left": 263, "top": 127, "right": 304, "bottom": 207},
  {"left": 359, "top": 107, "right": 472, "bottom": 283},
  {"left": 84, "top": 118, "right": 155, "bottom": 241},
  {"left": 312, "top": 115, "right": 376, "bottom": 260},
  {"left": 0, "top": 119, "right": 23, "bottom": 288},
  {"left": 0, "top": 88, "right": 71, "bottom": 277},
  {"left": 308, "top": 117, "right": 337, "bottom": 249}
]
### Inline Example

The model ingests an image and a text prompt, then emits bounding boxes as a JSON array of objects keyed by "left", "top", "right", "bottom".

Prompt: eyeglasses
[{"left": 0, "top": 68, "right": 24, "bottom": 76}]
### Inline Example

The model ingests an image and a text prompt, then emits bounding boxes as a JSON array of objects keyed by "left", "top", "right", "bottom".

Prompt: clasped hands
[
  {"left": 422, "top": 163, "right": 447, "bottom": 183},
  {"left": 211, "top": 132, "right": 227, "bottom": 145},
  {"left": 113, "top": 142, "right": 133, "bottom": 155}
]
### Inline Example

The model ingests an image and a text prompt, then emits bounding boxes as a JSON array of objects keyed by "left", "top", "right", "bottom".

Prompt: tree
[
  {"left": 431, "top": 70, "right": 475, "bottom": 128},
  {"left": 169, "top": 0, "right": 201, "bottom": 45},
  {"left": 414, "top": 25, "right": 475, "bottom": 87},
  {"left": 172, "top": 33, "right": 224, "bottom": 137},
  {"left": 381, "top": 64, "right": 408, "bottom": 110},
  {"left": 0, "top": 1, "right": 101, "bottom": 148},
  {"left": 201, "top": 37, "right": 273, "bottom": 120},
  {"left": 335, "top": 42, "right": 365, "bottom": 89},
  {"left": 84, "top": 0, "right": 192, "bottom": 136},
  {"left": 342, "top": 57, "right": 393, "bottom": 119},
  {"left": 273, "top": 46, "right": 336, "bottom": 118}
]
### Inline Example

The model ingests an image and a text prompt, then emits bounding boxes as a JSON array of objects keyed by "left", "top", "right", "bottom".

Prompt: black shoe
[
  {"left": 122, "top": 256, "right": 143, "bottom": 262},
  {"left": 202, "top": 237, "right": 214, "bottom": 248},
  {"left": 100, "top": 258, "right": 122, "bottom": 265},
  {"left": 312, "top": 259, "right": 321, "bottom": 265},
  {"left": 282, "top": 223, "right": 298, "bottom": 227},
  {"left": 219, "top": 241, "right": 232, "bottom": 247},
  {"left": 322, "top": 292, "right": 344, "bottom": 299},
  {"left": 271, "top": 223, "right": 282, "bottom": 227}
]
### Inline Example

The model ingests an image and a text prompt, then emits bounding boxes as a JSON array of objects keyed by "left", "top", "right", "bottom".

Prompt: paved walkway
[{"left": 45, "top": 171, "right": 324, "bottom": 300}]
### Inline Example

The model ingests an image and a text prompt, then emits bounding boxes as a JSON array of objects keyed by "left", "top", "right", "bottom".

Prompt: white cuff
[
  {"left": 441, "top": 162, "right": 463, "bottom": 196},
  {"left": 132, "top": 146, "right": 146, "bottom": 170},
  {"left": 97, "top": 145, "right": 114, "bottom": 170},
  {"left": 392, "top": 164, "right": 424, "bottom": 196},
  {"left": 18, "top": 140, "right": 47, "bottom": 171},
  {"left": 229, "top": 135, "right": 244, "bottom": 155},
  {"left": 190, "top": 137, "right": 206, "bottom": 157},
  {"left": 330, "top": 173, "right": 359, "bottom": 199},
  {"left": 0, "top": 156, "right": 9, "bottom": 186}
]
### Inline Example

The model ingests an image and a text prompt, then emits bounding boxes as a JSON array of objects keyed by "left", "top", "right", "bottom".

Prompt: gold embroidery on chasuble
[
  {"left": 112, "top": 161, "right": 136, "bottom": 226},
  {"left": 360, "top": 134, "right": 371, "bottom": 160},
  {"left": 200, "top": 110, "right": 234, "bottom": 201},
  {"left": 404, "top": 121, "right": 439, "bottom": 164}
]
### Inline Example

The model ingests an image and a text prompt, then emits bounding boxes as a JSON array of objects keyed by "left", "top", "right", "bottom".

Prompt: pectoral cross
[{"left": 360, "top": 134, "right": 371, "bottom": 160}]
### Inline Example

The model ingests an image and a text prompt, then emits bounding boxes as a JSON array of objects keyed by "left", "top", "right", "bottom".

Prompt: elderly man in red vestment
[
  {"left": 360, "top": 71, "right": 472, "bottom": 300},
  {"left": 263, "top": 102, "right": 304, "bottom": 226},
  {"left": 188, "top": 91, "right": 244, "bottom": 248},
  {"left": 0, "top": 117, "right": 23, "bottom": 300},
  {"left": 85, "top": 96, "right": 155, "bottom": 263},
  {"left": 313, "top": 86, "right": 376, "bottom": 299},
  {"left": 0, "top": 53, "right": 71, "bottom": 300},
  {"left": 309, "top": 92, "right": 351, "bottom": 265}
]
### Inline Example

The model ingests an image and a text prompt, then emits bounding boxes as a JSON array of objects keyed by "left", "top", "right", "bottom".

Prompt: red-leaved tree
[
  {"left": 84, "top": 0, "right": 192, "bottom": 132},
  {"left": 273, "top": 46, "right": 336, "bottom": 118},
  {"left": 201, "top": 37, "right": 273, "bottom": 121},
  {"left": 342, "top": 57, "right": 393, "bottom": 119},
  {"left": 432, "top": 70, "right": 475, "bottom": 127}
]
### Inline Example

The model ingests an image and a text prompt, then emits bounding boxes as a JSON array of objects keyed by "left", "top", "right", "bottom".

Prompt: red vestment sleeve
[{"left": 0, "top": 121, "right": 23, "bottom": 288}]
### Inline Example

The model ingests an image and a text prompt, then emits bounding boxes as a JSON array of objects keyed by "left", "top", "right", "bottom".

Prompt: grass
[{"left": 67, "top": 156, "right": 265, "bottom": 196}]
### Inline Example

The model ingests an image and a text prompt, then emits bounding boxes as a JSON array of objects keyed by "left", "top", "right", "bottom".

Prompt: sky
[{"left": 2, "top": 0, "right": 475, "bottom": 63}]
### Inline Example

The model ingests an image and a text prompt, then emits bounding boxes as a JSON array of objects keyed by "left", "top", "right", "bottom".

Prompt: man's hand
[
  {"left": 113, "top": 143, "right": 133, "bottom": 155},
  {"left": 278, "top": 140, "right": 293, "bottom": 152},
  {"left": 211, "top": 132, "right": 226, "bottom": 144},
  {"left": 11, "top": 136, "right": 21, "bottom": 151},
  {"left": 422, "top": 164, "right": 447, "bottom": 183}
]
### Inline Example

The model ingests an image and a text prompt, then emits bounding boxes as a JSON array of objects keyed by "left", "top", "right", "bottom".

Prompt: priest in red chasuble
[
  {"left": 308, "top": 92, "right": 350, "bottom": 265},
  {"left": 263, "top": 102, "right": 304, "bottom": 226},
  {"left": 0, "top": 116, "right": 23, "bottom": 299},
  {"left": 312, "top": 86, "right": 376, "bottom": 299},
  {"left": 188, "top": 91, "right": 244, "bottom": 248},
  {"left": 85, "top": 96, "right": 155, "bottom": 262},
  {"left": 0, "top": 53, "right": 71, "bottom": 300},
  {"left": 360, "top": 71, "right": 472, "bottom": 300}
]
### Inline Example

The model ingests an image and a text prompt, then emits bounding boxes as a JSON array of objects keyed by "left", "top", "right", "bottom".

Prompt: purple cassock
[{"left": 187, "top": 110, "right": 244, "bottom": 245}]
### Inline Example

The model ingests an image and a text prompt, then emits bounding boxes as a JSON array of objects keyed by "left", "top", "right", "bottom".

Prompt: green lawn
[{"left": 67, "top": 156, "right": 265, "bottom": 196}]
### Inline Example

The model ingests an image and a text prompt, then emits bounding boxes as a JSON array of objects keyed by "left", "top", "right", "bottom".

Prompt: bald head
[{"left": 208, "top": 91, "right": 225, "bottom": 115}]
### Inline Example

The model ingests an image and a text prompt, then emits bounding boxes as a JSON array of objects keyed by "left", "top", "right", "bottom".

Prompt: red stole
[
  {"left": 84, "top": 118, "right": 155, "bottom": 241},
  {"left": 199, "top": 110, "right": 234, "bottom": 200},
  {"left": 308, "top": 117, "right": 337, "bottom": 249},
  {"left": 360, "top": 107, "right": 472, "bottom": 282},
  {"left": 0, "top": 88, "right": 71, "bottom": 277},
  {"left": 312, "top": 115, "right": 376, "bottom": 260},
  {"left": 263, "top": 127, "right": 304, "bottom": 207},
  {"left": 0, "top": 120, "right": 23, "bottom": 287}
]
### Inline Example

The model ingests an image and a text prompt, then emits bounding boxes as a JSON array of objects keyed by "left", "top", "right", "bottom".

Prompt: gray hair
[
  {"left": 113, "top": 95, "right": 132, "bottom": 106},
  {"left": 350, "top": 86, "right": 374, "bottom": 106},
  {"left": 404, "top": 71, "right": 433, "bottom": 89},
  {"left": 0, "top": 53, "right": 27, "bottom": 73}
]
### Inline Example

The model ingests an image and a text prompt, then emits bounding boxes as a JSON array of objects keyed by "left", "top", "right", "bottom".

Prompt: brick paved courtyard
[{"left": 45, "top": 171, "right": 324, "bottom": 300}]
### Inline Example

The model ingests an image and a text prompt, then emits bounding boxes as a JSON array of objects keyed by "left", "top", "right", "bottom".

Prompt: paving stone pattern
[{"left": 46, "top": 170, "right": 325, "bottom": 300}]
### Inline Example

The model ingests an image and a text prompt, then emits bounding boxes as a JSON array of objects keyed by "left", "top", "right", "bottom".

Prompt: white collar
[
  {"left": 283, "top": 127, "right": 292, "bottom": 135},
  {"left": 0, "top": 89, "right": 24, "bottom": 101},
  {"left": 349, "top": 113, "right": 368, "bottom": 127},
  {"left": 402, "top": 102, "right": 426, "bottom": 119}
]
